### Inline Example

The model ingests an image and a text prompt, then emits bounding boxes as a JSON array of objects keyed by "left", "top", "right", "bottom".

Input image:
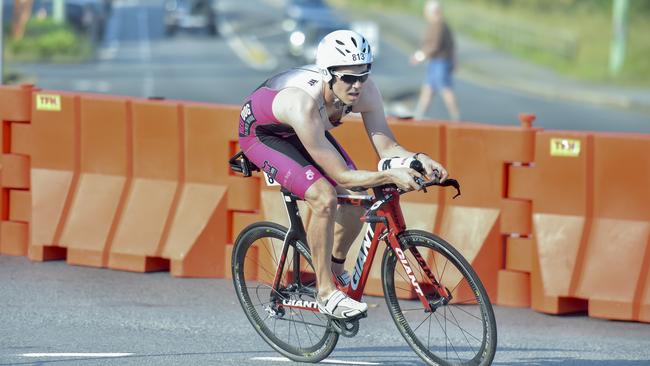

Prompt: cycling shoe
[{"left": 317, "top": 290, "right": 368, "bottom": 319}]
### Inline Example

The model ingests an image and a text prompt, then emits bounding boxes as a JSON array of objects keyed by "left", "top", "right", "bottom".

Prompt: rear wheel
[
  {"left": 382, "top": 230, "right": 497, "bottom": 366},
  {"left": 232, "top": 222, "right": 338, "bottom": 363}
]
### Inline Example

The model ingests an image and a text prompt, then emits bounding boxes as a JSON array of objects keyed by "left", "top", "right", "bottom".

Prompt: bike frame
[{"left": 272, "top": 185, "right": 450, "bottom": 314}]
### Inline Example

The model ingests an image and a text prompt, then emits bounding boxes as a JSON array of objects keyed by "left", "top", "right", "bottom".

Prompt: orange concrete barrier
[
  {"left": 1, "top": 154, "right": 30, "bottom": 189},
  {"left": 1, "top": 85, "right": 35, "bottom": 257},
  {"left": 5, "top": 83, "right": 650, "bottom": 323},
  {"left": 60, "top": 96, "right": 130, "bottom": 268},
  {"left": 29, "top": 91, "right": 79, "bottom": 261},
  {"left": 25, "top": 90, "right": 255, "bottom": 277},
  {"left": 510, "top": 132, "right": 650, "bottom": 321},
  {"left": 441, "top": 123, "right": 535, "bottom": 302},
  {"left": 162, "top": 103, "right": 232, "bottom": 277},
  {"left": 107, "top": 99, "right": 182, "bottom": 272},
  {"left": 497, "top": 269, "right": 531, "bottom": 307},
  {"left": 0, "top": 84, "right": 33, "bottom": 123},
  {"left": 508, "top": 131, "right": 591, "bottom": 314},
  {"left": 575, "top": 134, "right": 650, "bottom": 321}
]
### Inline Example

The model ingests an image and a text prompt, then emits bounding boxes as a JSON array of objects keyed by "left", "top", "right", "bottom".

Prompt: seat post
[{"left": 280, "top": 188, "right": 307, "bottom": 244}]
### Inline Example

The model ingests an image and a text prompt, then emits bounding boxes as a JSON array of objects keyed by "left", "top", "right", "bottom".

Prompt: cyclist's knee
[{"left": 305, "top": 179, "right": 337, "bottom": 217}]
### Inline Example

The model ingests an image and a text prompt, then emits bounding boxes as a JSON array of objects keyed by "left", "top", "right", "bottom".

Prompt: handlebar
[{"left": 409, "top": 177, "right": 461, "bottom": 199}]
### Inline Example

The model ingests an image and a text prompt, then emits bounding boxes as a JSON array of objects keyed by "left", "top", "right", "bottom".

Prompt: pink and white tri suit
[{"left": 238, "top": 65, "right": 356, "bottom": 199}]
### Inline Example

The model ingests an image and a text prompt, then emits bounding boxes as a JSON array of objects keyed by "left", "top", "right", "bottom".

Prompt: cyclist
[{"left": 237, "top": 29, "right": 449, "bottom": 319}]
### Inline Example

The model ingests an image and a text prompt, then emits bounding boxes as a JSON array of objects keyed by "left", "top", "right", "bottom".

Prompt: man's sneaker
[
  {"left": 332, "top": 270, "right": 351, "bottom": 291},
  {"left": 317, "top": 290, "right": 368, "bottom": 319}
]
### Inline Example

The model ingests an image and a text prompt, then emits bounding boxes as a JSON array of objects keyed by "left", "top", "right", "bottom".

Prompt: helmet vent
[
  {"left": 351, "top": 37, "right": 358, "bottom": 47},
  {"left": 335, "top": 47, "right": 346, "bottom": 56}
]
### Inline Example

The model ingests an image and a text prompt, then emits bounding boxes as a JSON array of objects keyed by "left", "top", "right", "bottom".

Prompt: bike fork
[{"left": 389, "top": 239, "right": 451, "bottom": 312}]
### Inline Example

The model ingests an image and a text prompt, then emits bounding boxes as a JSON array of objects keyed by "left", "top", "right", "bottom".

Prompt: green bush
[
  {"left": 6, "top": 18, "right": 92, "bottom": 62},
  {"left": 36, "top": 28, "right": 78, "bottom": 58}
]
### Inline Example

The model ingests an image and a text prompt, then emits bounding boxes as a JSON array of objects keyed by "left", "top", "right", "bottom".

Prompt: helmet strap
[{"left": 326, "top": 69, "right": 347, "bottom": 109}]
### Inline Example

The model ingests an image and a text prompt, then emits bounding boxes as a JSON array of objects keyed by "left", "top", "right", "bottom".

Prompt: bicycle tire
[
  {"left": 232, "top": 222, "right": 338, "bottom": 363},
  {"left": 381, "top": 230, "right": 497, "bottom": 366}
]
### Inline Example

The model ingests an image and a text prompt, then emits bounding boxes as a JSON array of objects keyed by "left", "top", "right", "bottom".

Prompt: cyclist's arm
[
  {"left": 273, "top": 88, "right": 418, "bottom": 189},
  {"left": 353, "top": 79, "right": 416, "bottom": 159},
  {"left": 355, "top": 79, "right": 449, "bottom": 181}
]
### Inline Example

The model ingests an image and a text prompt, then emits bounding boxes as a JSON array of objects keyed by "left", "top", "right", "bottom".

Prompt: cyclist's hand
[
  {"left": 416, "top": 154, "right": 448, "bottom": 183},
  {"left": 387, "top": 168, "right": 423, "bottom": 191}
]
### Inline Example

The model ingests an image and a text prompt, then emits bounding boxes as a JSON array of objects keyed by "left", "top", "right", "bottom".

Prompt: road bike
[{"left": 229, "top": 151, "right": 497, "bottom": 365}]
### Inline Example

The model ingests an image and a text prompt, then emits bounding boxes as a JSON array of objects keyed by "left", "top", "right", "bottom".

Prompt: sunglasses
[{"left": 331, "top": 70, "right": 371, "bottom": 84}]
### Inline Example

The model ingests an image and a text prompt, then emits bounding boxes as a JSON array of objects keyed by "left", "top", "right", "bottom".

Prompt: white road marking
[
  {"left": 219, "top": 16, "right": 277, "bottom": 71},
  {"left": 21, "top": 353, "right": 133, "bottom": 358},
  {"left": 251, "top": 356, "right": 381, "bottom": 365}
]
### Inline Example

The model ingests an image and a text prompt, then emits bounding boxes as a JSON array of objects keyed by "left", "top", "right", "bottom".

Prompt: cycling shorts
[{"left": 238, "top": 87, "right": 356, "bottom": 199}]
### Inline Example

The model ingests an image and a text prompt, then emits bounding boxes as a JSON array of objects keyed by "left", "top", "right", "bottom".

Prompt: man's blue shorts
[{"left": 426, "top": 58, "right": 453, "bottom": 91}]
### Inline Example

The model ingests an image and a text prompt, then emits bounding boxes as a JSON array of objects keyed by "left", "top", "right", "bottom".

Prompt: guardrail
[{"left": 1, "top": 84, "right": 648, "bottom": 323}]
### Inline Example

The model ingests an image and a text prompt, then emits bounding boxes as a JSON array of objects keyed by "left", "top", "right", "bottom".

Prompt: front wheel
[{"left": 382, "top": 230, "right": 497, "bottom": 365}]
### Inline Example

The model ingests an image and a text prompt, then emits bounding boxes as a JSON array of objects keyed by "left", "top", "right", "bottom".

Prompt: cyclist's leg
[
  {"left": 243, "top": 133, "right": 366, "bottom": 316},
  {"left": 303, "top": 178, "right": 339, "bottom": 298},
  {"left": 324, "top": 132, "right": 365, "bottom": 281},
  {"left": 332, "top": 186, "right": 365, "bottom": 280},
  {"left": 303, "top": 177, "right": 367, "bottom": 318}
]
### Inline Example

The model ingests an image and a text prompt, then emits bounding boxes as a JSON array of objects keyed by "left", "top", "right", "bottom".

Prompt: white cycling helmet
[{"left": 316, "top": 29, "right": 373, "bottom": 82}]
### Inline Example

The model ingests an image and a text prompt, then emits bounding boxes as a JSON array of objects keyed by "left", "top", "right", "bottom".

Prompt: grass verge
[{"left": 331, "top": 0, "right": 650, "bottom": 87}]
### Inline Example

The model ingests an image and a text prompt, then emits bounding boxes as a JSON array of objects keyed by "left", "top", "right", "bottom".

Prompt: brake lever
[{"left": 414, "top": 176, "right": 427, "bottom": 193}]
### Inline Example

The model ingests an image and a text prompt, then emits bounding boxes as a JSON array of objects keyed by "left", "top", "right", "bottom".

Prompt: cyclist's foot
[
  {"left": 332, "top": 270, "right": 350, "bottom": 291},
  {"left": 317, "top": 290, "right": 368, "bottom": 319}
]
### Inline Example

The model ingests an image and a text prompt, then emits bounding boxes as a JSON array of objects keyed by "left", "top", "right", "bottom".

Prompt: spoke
[
  {"left": 245, "top": 255, "right": 277, "bottom": 281},
  {"left": 401, "top": 307, "right": 428, "bottom": 313},
  {"left": 272, "top": 316, "right": 329, "bottom": 329},
  {"left": 451, "top": 297, "right": 481, "bottom": 305},
  {"left": 448, "top": 306, "right": 478, "bottom": 355},
  {"left": 433, "top": 310, "right": 462, "bottom": 362},
  {"left": 438, "top": 308, "right": 483, "bottom": 343},
  {"left": 448, "top": 304, "right": 484, "bottom": 322},
  {"left": 296, "top": 308, "right": 315, "bottom": 345},
  {"left": 439, "top": 259, "right": 449, "bottom": 287},
  {"left": 291, "top": 309, "right": 303, "bottom": 349},
  {"left": 447, "top": 272, "right": 466, "bottom": 295},
  {"left": 254, "top": 283, "right": 288, "bottom": 303},
  {"left": 411, "top": 312, "right": 433, "bottom": 333},
  {"left": 261, "top": 240, "right": 279, "bottom": 268},
  {"left": 427, "top": 308, "right": 432, "bottom": 350}
]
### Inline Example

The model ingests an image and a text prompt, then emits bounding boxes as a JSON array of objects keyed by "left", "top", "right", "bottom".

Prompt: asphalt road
[
  {"left": 8, "top": 0, "right": 650, "bottom": 133},
  {"left": 1, "top": 256, "right": 649, "bottom": 366}
]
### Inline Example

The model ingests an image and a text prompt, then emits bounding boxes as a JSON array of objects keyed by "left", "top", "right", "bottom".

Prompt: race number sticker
[
  {"left": 263, "top": 172, "right": 280, "bottom": 186},
  {"left": 35, "top": 94, "right": 62, "bottom": 111},
  {"left": 550, "top": 138, "right": 581, "bottom": 157},
  {"left": 262, "top": 161, "right": 280, "bottom": 186}
]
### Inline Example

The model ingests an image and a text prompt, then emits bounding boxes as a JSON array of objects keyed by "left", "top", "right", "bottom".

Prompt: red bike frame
[
  {"left": 338, "top": 188, "right": 450, "bottom": 313},
  {"left": 272, "top": 185, "right": 451, "bottom": 314}
]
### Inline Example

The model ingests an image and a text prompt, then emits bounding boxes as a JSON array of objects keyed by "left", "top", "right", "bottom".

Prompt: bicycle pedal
[{"left": 330, "top": 318, "right": 360, "bottom": 338}]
